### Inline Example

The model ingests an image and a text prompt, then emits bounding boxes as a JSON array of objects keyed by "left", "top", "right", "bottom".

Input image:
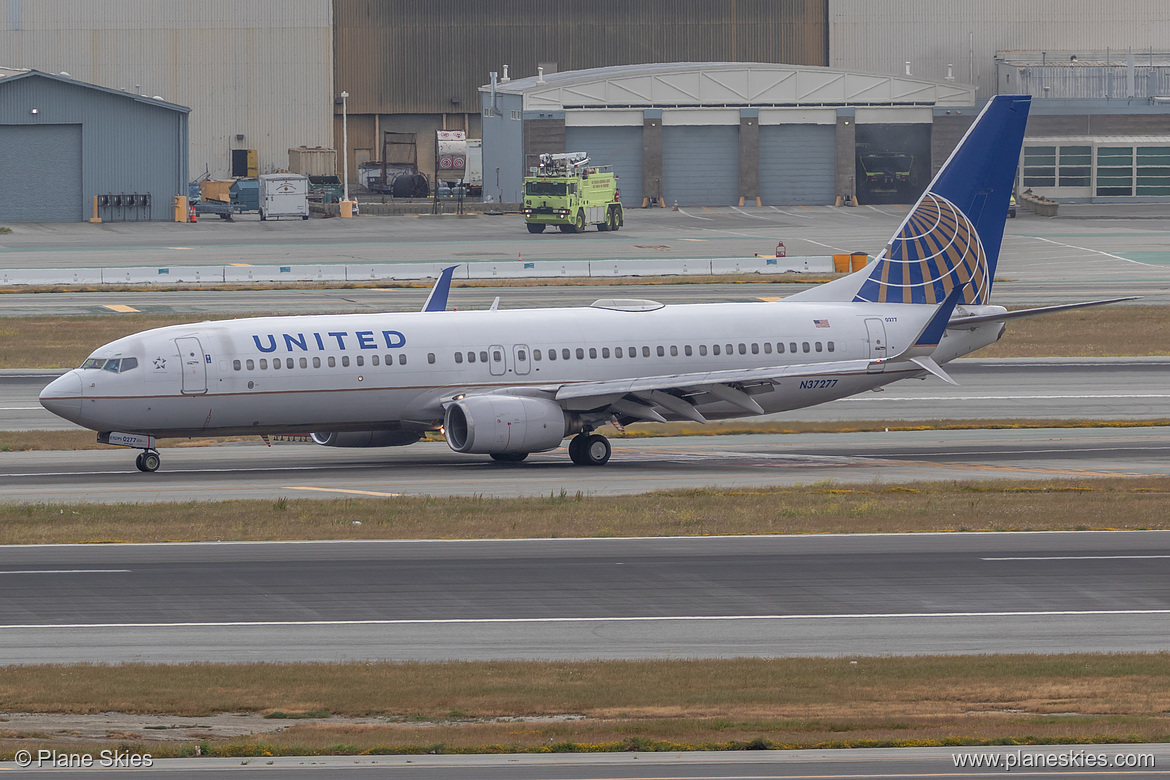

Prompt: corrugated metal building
[
  {"left": 333, "top": 0, "right": 828, "bottom": 187},
  {"left": 481, "top": 63, "right": 974, "bottom": 206},
  {"left": 0, "top": 0, "right": 332, "bottom": 179},
  {"left": 0, "top": 71, "right": 189, "bottom": 222}
]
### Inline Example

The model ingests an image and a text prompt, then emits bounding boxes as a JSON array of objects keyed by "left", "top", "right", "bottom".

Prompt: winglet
[{"left": 421, "top": 265, "right": 458, "bottom": 312}]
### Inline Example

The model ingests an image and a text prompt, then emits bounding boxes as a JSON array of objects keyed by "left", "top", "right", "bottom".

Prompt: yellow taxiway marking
[
  {"left": 680, "top": 238, "right": 706, "bottom": 241},
  {"left": 284, "top": 486, "right": 403, "bottom": 498},
  {"left": 756, "top": 296, "right": 783, "bottom": 302},
  {"left": 229, "top": 263, "right": 253, "bottom": 267},
  {"left": 894, "top": 460, "right": 1149, "bottom": 479},
  {"left": 102, "top": 304, "right": 140, "bottom": 313}
]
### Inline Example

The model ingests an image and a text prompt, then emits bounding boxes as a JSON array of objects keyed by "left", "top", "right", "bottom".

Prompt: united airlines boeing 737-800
[{"left": 38, "top": 95, "right": 1125, "bottom": 471}]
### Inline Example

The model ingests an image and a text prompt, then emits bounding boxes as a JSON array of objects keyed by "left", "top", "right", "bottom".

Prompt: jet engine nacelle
[
  {"left": 444, "top": 395, "right": 569, "bottom": 455},
  {"left": 310, "top": 430, "right": 422, "bottom": 448}
]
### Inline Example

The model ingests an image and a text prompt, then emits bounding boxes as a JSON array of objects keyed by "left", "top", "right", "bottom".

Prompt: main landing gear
[
  {"left": 568, "top": 432, "right": 611, "bottom": 466},
  {"left": 134, "top": 450, "right": 161, "bottom": 473}
]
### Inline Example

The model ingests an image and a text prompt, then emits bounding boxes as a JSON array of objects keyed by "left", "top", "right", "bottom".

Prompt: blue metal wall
[{"left": 0, "top": 73, "right": 188, "bottom": 222}]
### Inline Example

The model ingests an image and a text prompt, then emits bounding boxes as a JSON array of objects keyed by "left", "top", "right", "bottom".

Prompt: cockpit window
[{"left": 83, "top": 357, "right": 139, "bottom": 373}]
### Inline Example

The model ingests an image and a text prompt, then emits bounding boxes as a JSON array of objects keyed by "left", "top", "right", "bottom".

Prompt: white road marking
[
  {"left": 0, "top": 569, "right": 130, "bottom": 575},
  {"left": 1031, "top": 236, "right": 1150, "bottom": 266},
  {"left": 6, "top": 609, "right": 1170, "bottom": 630},
  {"left": 982, "top": 555, "right": 1170, "bottom": 561}
]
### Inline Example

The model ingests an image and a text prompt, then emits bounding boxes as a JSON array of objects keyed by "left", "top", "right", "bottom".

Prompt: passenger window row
[
  {"left": 230, "top": 341, "right": 838, "bottom": 373},
  {"left": 232, "top": 353, "right": 413, "bottom": 372},
  {"left": 527, "top": 341, "right": 834, "bottom": 361}
]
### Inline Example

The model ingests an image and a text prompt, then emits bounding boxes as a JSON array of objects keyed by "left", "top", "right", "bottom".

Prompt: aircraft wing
[{"left": 551, "top": 357, "right": 891, "bottom": 422}]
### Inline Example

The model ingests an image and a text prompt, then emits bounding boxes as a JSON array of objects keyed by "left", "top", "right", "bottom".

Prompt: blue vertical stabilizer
[{"left": 853, "top": 95, "right": 1031, "bottom": 305}]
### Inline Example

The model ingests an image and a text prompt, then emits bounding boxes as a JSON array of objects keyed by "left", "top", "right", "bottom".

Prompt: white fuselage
[{"left": 41, "top": 299, "right": 1004, "bottom": 439}]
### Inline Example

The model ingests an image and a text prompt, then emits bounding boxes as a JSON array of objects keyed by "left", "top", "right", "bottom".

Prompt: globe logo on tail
[{"left": 854, "top": 192, "right": 989, "bottom": 305}]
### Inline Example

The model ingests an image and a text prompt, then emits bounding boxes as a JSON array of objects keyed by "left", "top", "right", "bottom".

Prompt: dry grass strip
[
  {"left": 3, "top": 305, "right": 1168, "bottom": 369},
  {"left": 1, "top": 654, "right": 1168, "bottom": 757},
  {"left": 2, "top": 477, "right": 1169, "bottom": 545}
]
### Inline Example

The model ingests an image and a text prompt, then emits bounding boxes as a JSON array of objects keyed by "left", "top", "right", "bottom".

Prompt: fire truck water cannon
[{"left": 538, "top": 152, "right": 591, "bottom": 175}]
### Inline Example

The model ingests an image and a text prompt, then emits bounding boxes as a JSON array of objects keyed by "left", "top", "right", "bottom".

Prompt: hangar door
[
  {"left": 759, "top": 125, "right": 835, "bottom": 205},
  {"left": 565, "top": 126, "right": 642, "bottom": 206},
  {"left": 662, "top": 126, "right": 738, "bottom": 206},
  {"left": 0, "top": 124, "right": 83, "bottom": 222}
]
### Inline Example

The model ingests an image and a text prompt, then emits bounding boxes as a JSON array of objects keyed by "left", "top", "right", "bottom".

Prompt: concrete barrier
[{"left": 0, "top": 256, "right": 844, "bottom": 287}]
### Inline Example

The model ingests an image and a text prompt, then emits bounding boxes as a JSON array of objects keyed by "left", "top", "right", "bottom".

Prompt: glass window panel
[
  {"left": 1097, "top": 147, "right": 1133, "bottom": 162},
  {"left": 1137, "top": 147, "right": 1170, "bottom": 165},
  {"left": 1137, "top": 172, "right": 1170, "bottom": 185},
  {"left": 1024, "top": 146, "right": 1056, "bottom": 164},
  {"left": 1137, "top": 185, "right": 1170, "bottom": 195}
]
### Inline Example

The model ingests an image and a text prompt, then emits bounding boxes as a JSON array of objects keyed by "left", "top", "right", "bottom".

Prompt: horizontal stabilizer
[
  {"left": 946, "top": 297, "right": 1139, "bottom": 328},
  {"left": 910, "top": 356, "right": 958, "bottom": 386}
]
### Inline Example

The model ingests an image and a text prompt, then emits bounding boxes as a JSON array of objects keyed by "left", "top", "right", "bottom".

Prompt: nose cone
[{"left": 40, "top": 370, "right": 84, "bottom": 423}]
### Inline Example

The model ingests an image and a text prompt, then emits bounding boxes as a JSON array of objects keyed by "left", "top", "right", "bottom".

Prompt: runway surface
[
  {"left": 2, "top": 424, "right": 1168, "bottom": 503},
  {"left": 2, "top": 531, "right": 1168, "bottom": 664},
  {"left": 4, "top": 745, "right": 1169, "bottom": 779}
]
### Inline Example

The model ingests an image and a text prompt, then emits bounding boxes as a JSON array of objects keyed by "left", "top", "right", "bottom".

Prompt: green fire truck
[{"left": 522, "top": 152, "right": 623, "bottom": 233}]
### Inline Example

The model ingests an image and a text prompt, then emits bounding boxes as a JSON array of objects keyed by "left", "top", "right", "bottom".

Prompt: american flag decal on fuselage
[{"left": 853, "top": 192, "right": 989, "bottom": 306}]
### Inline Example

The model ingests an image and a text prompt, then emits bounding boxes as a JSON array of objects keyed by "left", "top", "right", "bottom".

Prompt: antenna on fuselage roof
[{"left": 421, "top": 265, "right": 459, "bottom": 312}]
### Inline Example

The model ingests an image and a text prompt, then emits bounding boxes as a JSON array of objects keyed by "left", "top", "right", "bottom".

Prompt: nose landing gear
[
  {"left": 134, "top": 450, "right": 161, "bottom": 473},
  {"left": 568, "top": 433, "right": 611, "bottom": 466}
]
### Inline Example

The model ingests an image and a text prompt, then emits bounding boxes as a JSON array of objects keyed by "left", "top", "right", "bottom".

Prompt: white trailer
[
  {"left": 258, "top": 173, "right": 309, "bottom": 220},
  {"left": 466, "top": 138, "right": 482, "bottom": 196}
]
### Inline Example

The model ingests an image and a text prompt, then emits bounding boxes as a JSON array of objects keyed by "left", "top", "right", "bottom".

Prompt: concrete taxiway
[{"left": 1, "top": 532, "right": 1168, "bottom": 664}]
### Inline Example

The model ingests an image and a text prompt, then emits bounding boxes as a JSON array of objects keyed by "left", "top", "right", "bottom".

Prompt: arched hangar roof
[{"left": 481, "top": 62, "right": 975, "bottom": 111}]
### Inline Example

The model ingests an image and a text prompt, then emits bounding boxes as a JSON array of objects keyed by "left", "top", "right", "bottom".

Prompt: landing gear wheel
[
  {"left": 139, "top": 450, "right": 161, "bottom": 473},
  {"left": 526, "top": 223, "right": 546, "bottom": 233},
  {"left": 569, "top": 434, "right": 610, "bottom": 466},
  {"left": 573, "top": 210, "right": 586, "bottom": 233},
  {"left": 135, "top": 452, "right": 146, "bottom": 472},
  {"left": 568, "top": 434, "right": 587, "bottom": 465},
  {"left": 490, "top": 452, "right": 528, "bottom": 462}
]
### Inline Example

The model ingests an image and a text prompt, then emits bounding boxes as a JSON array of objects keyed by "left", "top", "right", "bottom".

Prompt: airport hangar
[
  {"left": 3, "top": 1, "right": 1170, "bottom": 214},
  {"left": 0, "top": 70, "right": 189, "bottom": 223}
]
